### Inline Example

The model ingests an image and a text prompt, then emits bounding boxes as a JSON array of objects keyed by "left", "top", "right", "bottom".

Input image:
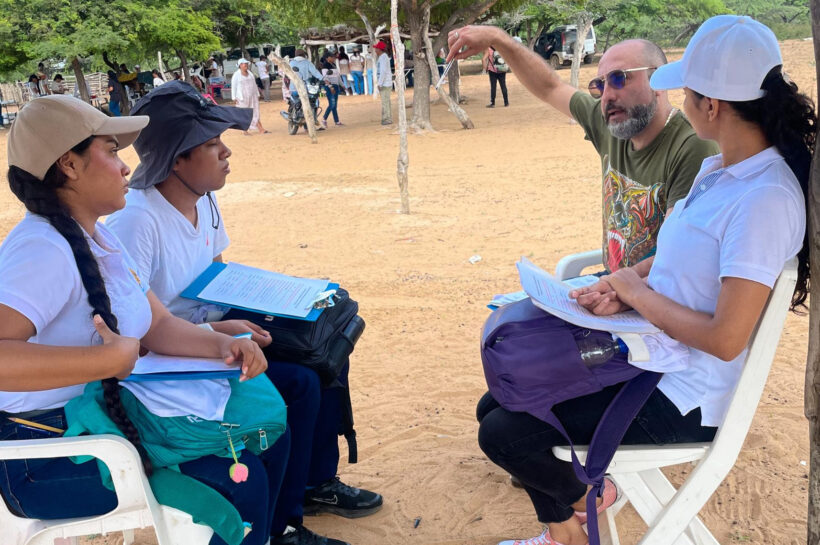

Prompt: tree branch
[{"left": 431, "top": 0, "right": 498, "bottom": 52}]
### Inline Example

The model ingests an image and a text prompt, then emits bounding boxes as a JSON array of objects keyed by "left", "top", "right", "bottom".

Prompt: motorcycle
[{"left": 280, "top": 74, "right": 322, "bottom": 135}]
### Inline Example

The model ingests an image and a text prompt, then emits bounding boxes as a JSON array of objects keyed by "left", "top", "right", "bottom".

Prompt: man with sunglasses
[{"left": 447, "top": 27, "right": 717, "bottom": 273}]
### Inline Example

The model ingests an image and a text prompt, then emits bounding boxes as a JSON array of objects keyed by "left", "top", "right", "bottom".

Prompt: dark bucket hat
[{"left": 128, "top": 81, "right": 253, "bottom": 189}]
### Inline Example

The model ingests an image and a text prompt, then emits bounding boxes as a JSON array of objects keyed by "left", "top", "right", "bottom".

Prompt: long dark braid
[
  {"left": 728, "top": 66, "right": 815, "bottom": 311},
  {"left": 7, "top": 140, "right": 153, "bottom": 475}
]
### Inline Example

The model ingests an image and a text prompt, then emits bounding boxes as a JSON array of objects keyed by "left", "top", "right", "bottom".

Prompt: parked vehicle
[
  {"left": 534, "top": 25, "right": 596, "bottom": 69},
  {"left": 280, "top": 75, "right": 323, "bottom": 135}
]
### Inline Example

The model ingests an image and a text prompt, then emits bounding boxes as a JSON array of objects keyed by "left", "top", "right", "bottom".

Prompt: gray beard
[{"left": 607, "top": 97, "right": 658, "bottom": 140}]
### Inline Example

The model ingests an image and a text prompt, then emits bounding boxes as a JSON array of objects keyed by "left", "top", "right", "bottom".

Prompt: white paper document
[
  {"left": 197, "top": 262, "right": 329, "bottom": 318},
  {"left": 131, "top": 352, "right": 238, "bottom": 375},
  {"left": 516, "top": 257, "right": 659, "bottom": 334}
]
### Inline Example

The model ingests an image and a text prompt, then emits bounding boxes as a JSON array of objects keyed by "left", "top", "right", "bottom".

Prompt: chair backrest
[
  {"left": 706, "top": 257, "right": 797, "bottom": 469},
  {"left": 639, "top": 257, "right": 799, "bottom": 544}
]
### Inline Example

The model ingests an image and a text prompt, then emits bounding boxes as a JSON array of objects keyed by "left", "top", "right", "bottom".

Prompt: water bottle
[{"left": 575, "top": 334, "right": 628, "bottom": 367}]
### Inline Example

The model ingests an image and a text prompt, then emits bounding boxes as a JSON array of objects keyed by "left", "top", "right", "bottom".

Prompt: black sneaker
[
  {"left": 304, "top": 477, "right": 383, "bottom": 518},
  {"left": 271, "top": 524, "right": 350, "bottom": 545}
]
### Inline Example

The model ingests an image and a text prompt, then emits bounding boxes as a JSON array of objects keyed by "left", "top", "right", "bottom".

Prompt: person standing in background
[
  {"left": 106, "top": 70, "right": 122, "bottom": 116},
  {"left": 483, "top": 46, "right": 509, "bottom": 108},
  {"left": 349, "top": 48, "right": 365, "bottom": 95},
  {"left": 337, "top": 50, "right": 352, "bottom": 96},
  {"left": 320, "top": 51, "right": 343, "bottom": 128},
  {"left": 231, "top": 58, "right": 269, "bottom": 135},
  {"left": 256, "top": 56, "right": 272, "bottom": 102},
  {"left": 374, "top": 42, "right": 392, "bottom": 125}
]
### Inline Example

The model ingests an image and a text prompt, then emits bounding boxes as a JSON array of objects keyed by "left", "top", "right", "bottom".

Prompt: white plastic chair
[
  {"left": 0, "top": 434, "right": 214, "bottom": 545},
  {"left": 552, "top": 250, "right": 798, "bottom": 545}
]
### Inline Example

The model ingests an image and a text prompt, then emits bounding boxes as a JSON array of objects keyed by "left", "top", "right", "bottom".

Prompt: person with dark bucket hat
[{"left": 107, "top": 81, "right": 383, "bottom": 545}]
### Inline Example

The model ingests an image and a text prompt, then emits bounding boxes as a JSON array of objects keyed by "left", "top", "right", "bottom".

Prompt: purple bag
[{"left": 481, "top": 298, "right": 661, "bottom": 545}]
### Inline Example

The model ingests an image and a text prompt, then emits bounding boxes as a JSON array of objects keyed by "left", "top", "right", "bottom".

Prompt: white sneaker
[{"left": 498, "top": 528, "right": 567, "bottom": 545}]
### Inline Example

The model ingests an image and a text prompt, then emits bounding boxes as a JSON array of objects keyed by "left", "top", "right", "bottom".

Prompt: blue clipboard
[
  {"left": 180, "top": 262, "right": 337, "bottom": 322},
  {"left": 122, "top": 369, "right": 242, "bottom": 382}
]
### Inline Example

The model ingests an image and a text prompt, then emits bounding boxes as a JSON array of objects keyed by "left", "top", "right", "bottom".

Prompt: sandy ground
[{"left": 0, "top": 39, "right": 816, "bottom": 545}]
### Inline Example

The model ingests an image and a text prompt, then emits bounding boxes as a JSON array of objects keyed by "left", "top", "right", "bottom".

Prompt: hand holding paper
[
  {"left": 516, "top": 257, "right": 659, "bottom": 334},
  {"left": 221, "top": 336, "right": 267, "bottom": 381}
]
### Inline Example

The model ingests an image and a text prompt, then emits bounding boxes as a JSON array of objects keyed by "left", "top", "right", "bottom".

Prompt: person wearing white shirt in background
[
  {"left": 348, "top": 49, "right": 365, "bottom": 95},
  {"left": 374, "top": 41, "right": 392, "bottom": 125},
  {"left": 255, "top": 56, "right": 271, "bottom": 102},
  {"left": 151, "top": 69, "right": 164, "bottom": 88},
  {"left": 231, "top": 58, "right": 268, "bottom": 135},
  {"left": 465, "top": 15, "right": 813, "bottom": 545}
]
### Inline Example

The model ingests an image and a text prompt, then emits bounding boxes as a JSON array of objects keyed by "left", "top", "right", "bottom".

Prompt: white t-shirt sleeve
[
  {"left": 0, "top": 236, "right": 76, "bottom": 333},
  {"left": 719, "top": 185, "right": 804, "bottom": 288},
  {"left": 106, "top": 209, "right": 160, "bottom": 287}
]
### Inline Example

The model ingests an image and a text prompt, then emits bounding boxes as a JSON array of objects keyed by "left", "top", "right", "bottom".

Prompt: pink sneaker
[
  {"left": 497, "top": 528, "right": 583, "bottom": 545},
  {"left": 574, "top": 476, "right": 620, "bottom": 525}
]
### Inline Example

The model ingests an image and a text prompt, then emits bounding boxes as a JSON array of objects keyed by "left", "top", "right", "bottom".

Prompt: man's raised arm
[{"left": 446, "top": 26, "right": 577, "bottom": 118}]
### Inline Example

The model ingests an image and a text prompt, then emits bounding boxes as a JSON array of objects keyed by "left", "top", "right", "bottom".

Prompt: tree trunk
[
  {"left": 448, "top": 57, "right": 462, "bottom": 104},
  {"left": 529, "top": 23, "right": 545, "bottom": 50},
  {"left": 239, "top": 29, "right": 249, "bottom": 62},
  {"left": 407, "top": 4, "right": 433, "bottom": 131},
  {"left": 806, "top": 5, "right": 820, "bottom": 543},
  {"left": 391, "top": 0, "right": 410, "bottom": 214},
  {"left": 570, "top": 12, "right": 593, "bottom": 89},
  {"left": 354, "top": 8, "right": 385, "bottom": 98},
  {"left": 422, "top": 11, "right": 473, "bottom": 129},
  {"left": 71, "top": 57, "right": 90, "bottom": 104},
  {"left": 271, "top": 53, "right": 318, "bottom": 144},
  {"left": 176, "top": 49, "right": 191, "bottom": 84}
]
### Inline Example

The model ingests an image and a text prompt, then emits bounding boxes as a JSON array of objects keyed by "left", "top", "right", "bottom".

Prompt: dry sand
[{"left": 0, "top": 39, "right": 815, "bottom": 545}]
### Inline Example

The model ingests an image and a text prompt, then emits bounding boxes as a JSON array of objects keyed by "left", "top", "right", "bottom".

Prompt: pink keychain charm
[{"left": 224, "top": 426, "right": 249, "bottom": 483}]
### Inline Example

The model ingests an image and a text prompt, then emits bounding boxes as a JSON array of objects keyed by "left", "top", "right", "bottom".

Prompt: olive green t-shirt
[{"left": 569, "top": 92, "right": 719, "bottom": 272}]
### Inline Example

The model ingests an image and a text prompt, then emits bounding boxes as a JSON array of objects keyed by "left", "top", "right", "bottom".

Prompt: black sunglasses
[{"left": 588, "top": 67, "right": 655, "bottom": 98}]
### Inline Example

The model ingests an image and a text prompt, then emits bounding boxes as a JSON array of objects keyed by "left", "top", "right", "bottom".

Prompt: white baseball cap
[
  {"left": 650, "top": 15, "right": 782, "bottom": 101},
  {"left": 238, "top": 58, "right": 250, "bottom": 65}
]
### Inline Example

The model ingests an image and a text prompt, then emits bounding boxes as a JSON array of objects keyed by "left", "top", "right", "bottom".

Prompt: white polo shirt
[
  {"left": 648, "top": 147, "right": 805, "bottom": 427},
  {"left": 106, "top": 187, "right": 230, "bottom": 323},
  {"left": 0, "top": 216, "right": 152, "bottom": 412}
]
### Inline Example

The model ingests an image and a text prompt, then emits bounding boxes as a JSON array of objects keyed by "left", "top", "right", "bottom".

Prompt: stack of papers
[
  {"left": 122, "top": 352, "right": 241, "bottom": 382},
  {"left": 181, "top": 262, "right": 333, "bottom": 321},
  {"left": 516, "top": 256, "right": 659, "bottom": 334}
]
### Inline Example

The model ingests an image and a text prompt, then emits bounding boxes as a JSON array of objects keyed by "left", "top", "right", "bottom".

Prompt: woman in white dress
[{"left": 230, "top": 59, "right": 268, "bottom": 134}]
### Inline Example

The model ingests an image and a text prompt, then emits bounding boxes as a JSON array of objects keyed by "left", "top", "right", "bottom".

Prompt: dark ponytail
[
  {"left": 728, "top": 67, "right": 815, "bottom": 311},
  {"left": 7, "top": 140, "right": 153, "bottom": 476}
]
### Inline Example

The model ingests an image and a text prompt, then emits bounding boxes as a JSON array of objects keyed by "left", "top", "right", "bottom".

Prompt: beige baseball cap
[{"left": 8, "top": 95, "right": 149, "bottom": 180}]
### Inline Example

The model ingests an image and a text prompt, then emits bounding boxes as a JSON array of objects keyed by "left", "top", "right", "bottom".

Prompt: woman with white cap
[
  {"left": 0, "top": 95, "right": 287, "bottom": 545},
  {"left": 477, "top": 15, "right": 813, "bottom": 545},
  {"left": 231, "top": 58, "right": 268, "bottom": 134}
]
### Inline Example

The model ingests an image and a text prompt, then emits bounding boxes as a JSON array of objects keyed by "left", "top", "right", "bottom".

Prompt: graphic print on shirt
[{"left": 601, "top": 156, "right": 665, "bottom": 271}]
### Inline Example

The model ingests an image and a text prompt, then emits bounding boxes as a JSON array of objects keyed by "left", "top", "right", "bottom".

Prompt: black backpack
[{"left": 223, "top": 288, "right": 365, "bottom": 462}]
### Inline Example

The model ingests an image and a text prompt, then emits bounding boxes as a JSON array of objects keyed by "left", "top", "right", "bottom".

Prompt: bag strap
[
  {"left": 338, "top": 384, "right": 358, "bottom": 463},
  {"left": 541, "top": 371, "right": 662, "bottom": 545}
]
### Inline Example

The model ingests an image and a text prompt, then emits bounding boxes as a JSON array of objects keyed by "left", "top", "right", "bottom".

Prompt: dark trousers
[
  {"left": 262, "top": 360, "right": 346, "bottom": 534},
  {"left": 0, "top": 408, "right": 290, "bottom": 545},
  {"left": 488, "top": 71, "right": 508, "bottom": 105},
  {"left": 476, "top": 386, "right": 716, "bottom": 524}
]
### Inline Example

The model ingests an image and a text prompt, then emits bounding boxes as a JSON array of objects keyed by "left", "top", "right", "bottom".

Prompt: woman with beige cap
[
  {"left": 476, "top": 15, "right": 813, "bottom": 545},
  {"left": 0, "top": 95, "right": 286, "bottom": 545}
]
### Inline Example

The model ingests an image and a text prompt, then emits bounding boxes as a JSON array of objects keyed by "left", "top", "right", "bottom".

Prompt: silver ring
[{"left": 454, "top": 31, "right": 459, "bottom": 39}]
